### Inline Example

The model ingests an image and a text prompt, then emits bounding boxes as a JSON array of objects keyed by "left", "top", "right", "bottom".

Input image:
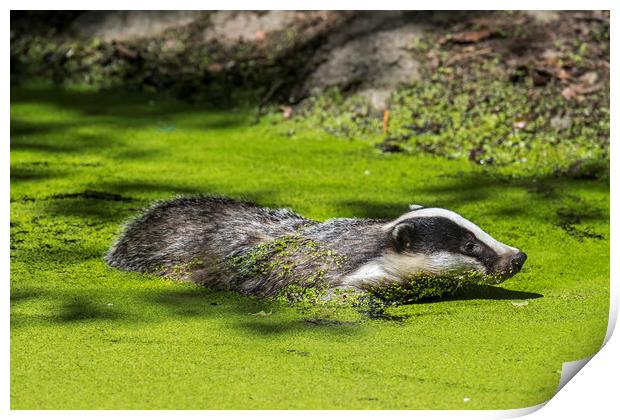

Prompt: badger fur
[{"left": 105, "top": 196, "right": 526, "bottom": 297}]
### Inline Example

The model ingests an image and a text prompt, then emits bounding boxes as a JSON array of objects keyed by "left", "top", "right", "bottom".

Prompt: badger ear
[
  {"left": 409, "top": 204, "right": 424, "bottom": 211},
  {"left": 392, "top": 222, "right": 415, "bottom": 252}
]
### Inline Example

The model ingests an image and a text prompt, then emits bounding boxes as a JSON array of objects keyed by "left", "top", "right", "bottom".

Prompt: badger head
[
  {"left": 346, "top": 205, "right": 526, "bottom": 288},
  {"left": 383, "top": 205, "right": 526, "bottom": 284}
]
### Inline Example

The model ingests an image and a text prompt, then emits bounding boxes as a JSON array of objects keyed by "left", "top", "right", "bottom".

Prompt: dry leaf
[
  {"left": 444, "top": 47, "right": 493, "bottom": 66},
  {"left": 427, "top": 51, "right": 440, "bottom": 70},
  {"left": 561, "top": 86, "right": 579, "bottom": 100},
  {"left": 578, "top": 82, "right": 603, "bottom": 95},
  {"left": 554, "top": 68, "right": 571, "bottom": 81},
  {"left": 250, "top": 310, "right": 272, "bottom": 317},
  {"left": 445, "top": 29, "right": 492, "bottom": 44},
  {"left": 562, "top": 82, "right": 604, "bottom": 100},
  {"left": 543, "top": 56, "right": 559, "bottom": 68},
  {"left": 280, "top": 106, "right": 294, "bottom": 119},
  {"left": 579, "top": 71, "right": 598, "bottom": 85},
  {"left": 208, "top": 63, "right": 223, "bottom": 73},
  {"left": 255, "top": 30, "right": 266, "bottom": 42}
]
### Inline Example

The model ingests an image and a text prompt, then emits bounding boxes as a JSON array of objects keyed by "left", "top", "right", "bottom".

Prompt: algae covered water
[{"left": 10, "top": 86, "right": 609, "bottom": 409}]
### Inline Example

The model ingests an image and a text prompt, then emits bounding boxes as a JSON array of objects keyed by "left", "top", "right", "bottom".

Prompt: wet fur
[
  {"left": 106, "top": 195, "right": 523, "bottom": 296},
  {"left": 106, "top": 196, "right": 393, "bottom": 296}
]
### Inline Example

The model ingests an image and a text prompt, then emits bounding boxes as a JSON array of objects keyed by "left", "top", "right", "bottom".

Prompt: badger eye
[{"left": 464, "top": 241, "right": 477, "bottom": 254}]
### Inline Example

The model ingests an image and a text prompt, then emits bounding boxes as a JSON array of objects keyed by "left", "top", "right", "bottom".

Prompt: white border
[{"left": 4, "top": 2, "right": 617, "bottom": 418}]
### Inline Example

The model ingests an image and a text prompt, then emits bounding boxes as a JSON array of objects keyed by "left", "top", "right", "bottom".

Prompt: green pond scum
[
  {"left": 366, "top": 272, "right": 492, "bottom": 305},
  {"left": 10, "top": 85, "right": 609, "bottom": 409}
]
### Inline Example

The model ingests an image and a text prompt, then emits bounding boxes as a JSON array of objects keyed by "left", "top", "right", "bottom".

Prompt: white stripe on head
[{"left": 386, "top": 208, "right": 518, "bottom": 255}]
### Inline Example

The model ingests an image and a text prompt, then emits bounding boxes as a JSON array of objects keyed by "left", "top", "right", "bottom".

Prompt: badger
[{"left": 105, "top": 196, "right": 526, "bottom": 298}]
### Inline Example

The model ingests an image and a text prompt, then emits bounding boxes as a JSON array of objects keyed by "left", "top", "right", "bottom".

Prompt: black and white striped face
[{"left": 386, "top": 207, "right": 527, "bottom": 283}]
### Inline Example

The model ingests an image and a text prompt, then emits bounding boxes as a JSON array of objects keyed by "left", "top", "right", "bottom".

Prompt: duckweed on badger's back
[
  {"left": 10, "top": 84, "right": 609, "bottom": 409},
  {"left": 227, "top": 233, "right": 346, "bottom": 298}
]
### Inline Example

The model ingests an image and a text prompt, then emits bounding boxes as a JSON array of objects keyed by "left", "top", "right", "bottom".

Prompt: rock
[
  {"left": 303, "top": 12, "right": 424, "bottom": 112},
  {"left": 203, "top": 11, "right": 298, "bottom": 44},
  {"left": 524, "top": 11, "right": 560, "bottom": 23},
  {"left": 70, "top": 11, "right": 204, "bottom": 41}
]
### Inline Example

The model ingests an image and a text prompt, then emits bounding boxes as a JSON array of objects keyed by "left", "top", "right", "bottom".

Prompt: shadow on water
[
  {"left": 13, "top": 182, "right": 215, "bottom": 223},
  {"left": 10, "top": 118, "right": 127, "bottom": 155},
  {"left": 421, "top": 284, "right": 543, "bottom": 303},
  {"left": 57, "top": 296, "right": 125, "bottom": 322},
  {"left": 236, "top": 318, "right": 361, "bottom": 337},
  {"left": 11, "top": 277, "right": 544, "bottom": 337},
  {"left": 34, "top": 184, "right": 284, "bottom": 224},
  {"left": 10, "top": 87, "right": 250, "bottom": 175},
  {"left": 362, "top": 284, "right": 543, "bottom": 321},
  {"left": 11, "top": 86, "right": 249, "bottom": 128},
  {"left": 11, "top": 245, "right": 106, "bottom": 266},
  {"left": 338, "top": 200, "right": 410, "bottom": 220},
  {"left": 42, "top": 196, "right": 142, "bottom": 223},
  {"left": 416, "top": 172, "right": 608, "bottom": 212},
  {"left": 147, "top": 288, "right": 265, "bottom": 318},
  {"left": 11, "top": 282, "right": 365, "bottom": 338},
  {"left": 10, "top": 289, "right": 42, "bottom": 304},
  {"left": 146, "top": 288, "right": 360, "bottom": 336},
  {"left": 10, "top": 166, "right": 67, "bottom": 182},
  {"left": 95, "top": 181, "right": 208, "bottom": 196}
]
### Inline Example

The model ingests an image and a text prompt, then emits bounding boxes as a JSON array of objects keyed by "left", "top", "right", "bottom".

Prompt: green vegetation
[
  {"left": 366, "top": 273, "right": 491, "bottom": 305},
  {"left": 10, "top": 85, "right": 609, "bottom": 409},
  {"left": 227, "top": 233, "right": 347, "bottom": 301},
  {"left": 228, "top": 234, "right": 345, "bottom": 280}
]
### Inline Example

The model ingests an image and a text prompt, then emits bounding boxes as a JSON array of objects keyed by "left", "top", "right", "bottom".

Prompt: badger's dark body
[
  {"left": 105, "top": 196, "right": 390, "bottom": 296},
  {"left": 107, "top": 195, "right": 527, "bottom": 297}
]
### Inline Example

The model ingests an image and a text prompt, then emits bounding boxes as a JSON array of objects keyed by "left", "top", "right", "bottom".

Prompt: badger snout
[
  {"left": 510, "top": 251, "right": 527, "bottom": 272},
  {"left": 493, "top": 250, "right": 527, "bottom": 281}
]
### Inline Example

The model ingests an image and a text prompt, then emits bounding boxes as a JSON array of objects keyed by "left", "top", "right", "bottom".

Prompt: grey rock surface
[{"left": 70, "top": 11, "right": 205, "bottom": 41}]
